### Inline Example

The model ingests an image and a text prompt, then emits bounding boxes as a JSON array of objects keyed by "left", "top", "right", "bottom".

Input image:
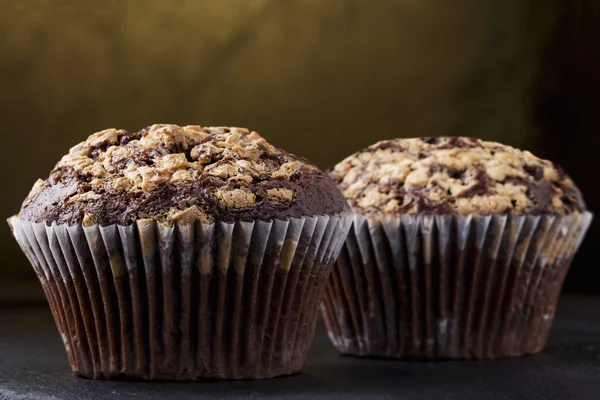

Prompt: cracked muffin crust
[
  {"left": 19, "top": 124, "right": 347, "bottom": 226},
  {"left": 329, "top": 137, "right": 585, "bottom": 216}
]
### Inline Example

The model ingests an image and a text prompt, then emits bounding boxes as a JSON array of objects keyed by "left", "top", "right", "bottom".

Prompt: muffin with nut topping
[
  {"left": 9, "top": 124, "right": 351, "bottom": 380},
  {"left": 321, "top": 137, "right": 591, "bottom": 359},
  {"left": 20, "top": 124, "right": 345, "bottom": 226}
]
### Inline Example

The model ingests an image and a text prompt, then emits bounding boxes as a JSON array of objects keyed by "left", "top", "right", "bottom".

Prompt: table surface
[{"left": 1, "top": 295, "right": 599, "bottom": 400}]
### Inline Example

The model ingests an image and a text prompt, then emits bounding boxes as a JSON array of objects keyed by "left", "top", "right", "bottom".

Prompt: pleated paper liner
[
  {"left": 321, "top": 212, "right": 592, "bottom": 359},
  {"left": 8, "top": 212, "right": 352, "bottom": 380}
]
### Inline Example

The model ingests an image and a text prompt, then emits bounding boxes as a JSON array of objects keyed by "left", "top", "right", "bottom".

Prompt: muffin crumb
[
  {"left": 82, "top": 213, "right": 98, "bottom": 227},
  {"left": 267, "top": 188, "right": 294, "bottom": 203},
  {"left": 170, "top": 206, "right": 211, "bottom": 225},
  {"left": 214, "top": 188, "right": 257, "bottom": 208}
]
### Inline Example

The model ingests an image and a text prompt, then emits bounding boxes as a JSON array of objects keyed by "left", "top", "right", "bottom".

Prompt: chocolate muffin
[
  {"left": 20, "top": 125, "right": 344, "bottom": 225},
  {"left": 322, "top": 137, "right": 592, "bottom": 359},
  {"left": 9, "top": 124, "right": 351, "bottom": 379}
]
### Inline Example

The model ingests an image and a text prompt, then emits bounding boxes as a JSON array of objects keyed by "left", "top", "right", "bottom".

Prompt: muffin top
[
  {"left": 19, "top": 124, "right": 347, "bottom": 226},
  {"left": 329, "top": 137, "right": 585, "bottom": 216}
]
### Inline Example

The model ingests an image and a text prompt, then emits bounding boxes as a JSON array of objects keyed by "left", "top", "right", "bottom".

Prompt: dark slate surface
[{"left": 1, "top": 295, "right": 600, "bottom": 400}]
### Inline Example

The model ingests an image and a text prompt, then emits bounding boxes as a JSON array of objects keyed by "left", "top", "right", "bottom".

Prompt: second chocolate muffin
[
  {"left": 322, "top": 137, "right": 592, "bottom": 359},
  {"left": 10, "top": 124, "right": 352, "bottom": 379}
]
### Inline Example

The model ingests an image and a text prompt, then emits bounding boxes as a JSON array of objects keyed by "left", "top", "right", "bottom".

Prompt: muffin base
[
  {"left": 321, "top": 212, "right": 592, "bottom": 359},
  {"left": 9, "top": 214, "right": 351, "bottom": 380}
]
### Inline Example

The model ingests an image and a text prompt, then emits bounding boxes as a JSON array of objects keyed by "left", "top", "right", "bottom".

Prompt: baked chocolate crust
[
  {"left": 329, "top": 137, "right": 586, "bottom": 216},
  {"left": 19, "top": 125, "right": 347, "bottom": 225}
]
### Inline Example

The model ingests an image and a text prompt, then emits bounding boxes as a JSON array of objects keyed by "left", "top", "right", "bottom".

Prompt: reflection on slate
[{"left": 1, "top": 296, "right": 600, "bottom": 399}]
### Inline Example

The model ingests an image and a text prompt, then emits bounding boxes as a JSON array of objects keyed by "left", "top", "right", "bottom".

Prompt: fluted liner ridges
[
  {"left": 321, "top": 212, "right": 592, "bottom": 359},
  {"left": 9, "top": 213, "right": 352, "bottom": 380}
]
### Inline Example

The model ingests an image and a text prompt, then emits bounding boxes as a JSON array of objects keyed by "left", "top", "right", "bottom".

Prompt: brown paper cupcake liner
[
  {"left": 321, "top": 212, "right": 592, "bottom": 359},
  {"left": 9, "top": 212, "right": 352, "bottom": 380}
]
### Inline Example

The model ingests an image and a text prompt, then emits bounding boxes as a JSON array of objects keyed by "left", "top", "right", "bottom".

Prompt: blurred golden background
[{"left": 1, "top": 0, "right": 598, "bottom": 302}]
